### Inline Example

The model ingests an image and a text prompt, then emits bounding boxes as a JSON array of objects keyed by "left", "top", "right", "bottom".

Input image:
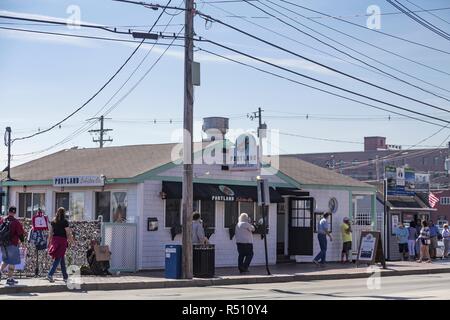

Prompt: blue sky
[{"left": 1, "top": 0, "right": 450, "bottom": 168}]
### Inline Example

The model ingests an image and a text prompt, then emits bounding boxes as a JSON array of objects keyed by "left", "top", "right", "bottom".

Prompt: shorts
[
  {"left": 342, "top": 241, "right": 352, "bottom": 254},
  {"left": 1, "top": 245, "right": 21, "bottom": 265},
  {"left": 398, "top": 243, "right": 408, "bottom": 253}
]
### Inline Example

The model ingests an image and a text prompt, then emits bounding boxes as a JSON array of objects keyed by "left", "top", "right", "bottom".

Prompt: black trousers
[{"left": 237, "top": 243, "right": 254, "bottom": 271}]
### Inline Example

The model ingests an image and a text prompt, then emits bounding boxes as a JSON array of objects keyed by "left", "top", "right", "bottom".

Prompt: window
[
  {"left": 112, "top": 192, "right": 127, "bottom": 223},
  {"left": 239, "top": 201, "right": 256, "bottom": 223},
  {"left": 70, "top": 192, "right": 85, "bottom": 221},
  {"left": 440, "top": 197, "right": 450, "bottom": 205},
  {"left": 165, "top": 199, "right": 201, "bottom": 228},
  {"left": 19, "top": 193, "right": 45, "bottom": 218},
  {"left": 95, "top": 192, "right": 111, "bottom": 222},
  {"left": 224, "top": 201, "right": 265, "bottom": 227},
  {"left": 95, "top": 191, "right": 128, "bottom": 222},
  {"left": 314, "top": 211, "right": 332, "bottom": 233},
  {"left": 290, "top": 199, "right": 311, "bottom": 228},
  {"left": 224, "top": 202, "right": 239, "bottom": 228},
  {"left": 55, "top": 192, "right": 69, "bottom": 212},
  {"left": 165, "top": 199, "right": 181, "bottom": 228},
  {"left": 200, "top": 200, "right": 215, "bottom": 228}
]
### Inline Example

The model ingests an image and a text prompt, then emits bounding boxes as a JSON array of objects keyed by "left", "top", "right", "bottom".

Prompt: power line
[
  {"left": 279, "top": 132, "right": 362, "bottom": 144},
  {"left": 258, "top": 0, "right": 450, "bottom": 98},
  {"left": 11, "top": 0, "right": 173, "bottom": 142},
  {"left": 404, "top": 0, "right": 450, "bottom": 25},
  {"left": 278, "top": 0, "right": 450, "bottom": 55},
  {"left": 243, "top": 0, "right": 450, "bottom": 103},
  {"left": 387, "top": 0, "right": 450, "bottom": 41},
  {"left": 195, "top": 46, "right": 446, "bottom": 128},
  {"left": 0, "top": 26, "right": 185, "bottom": 47},
  {"left": 272, "top": 1, "right": 450, "bottom": 78},
  {"left": 204, "top": 2, "right": 400, "bottom": 83},
  {"left": 196, "top": 10, "right": 450, "bottom": 115}
]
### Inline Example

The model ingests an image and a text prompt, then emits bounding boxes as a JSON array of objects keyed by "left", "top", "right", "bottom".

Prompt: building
[
  {"left": 293, "top": 136, "right": 449, "bottom": 188},
  {"left": 292, "top": 136, "right": 450, "bottom": 229},
  {"left": 1, "top": 122, "right": 377, "bottom": 270}
]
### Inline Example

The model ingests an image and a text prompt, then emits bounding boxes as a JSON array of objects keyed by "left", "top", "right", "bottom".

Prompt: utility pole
[
  {"left": 250, "top": 108, "right": 270, "bottom": 275},
  {"left": 3, "top": 127, "right": 12, "bottom": 209},
  {"left": 182, "top": 0, "right": 195, "bottom": 279},
  {"left": 88, "top": 116, "right": 113, "bottom": 148},
  {"left": 375, "top": 155, "right": 380, "bottom": 181}
]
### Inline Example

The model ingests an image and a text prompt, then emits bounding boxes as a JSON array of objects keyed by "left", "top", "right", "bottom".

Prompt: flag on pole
[{"left": 429, "top": 192, "right": 439, "bottom": 208}]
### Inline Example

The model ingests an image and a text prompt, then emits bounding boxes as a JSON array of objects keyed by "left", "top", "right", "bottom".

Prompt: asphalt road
[{"left": 1, "top": 273, "right": 449, "bottom": 300}]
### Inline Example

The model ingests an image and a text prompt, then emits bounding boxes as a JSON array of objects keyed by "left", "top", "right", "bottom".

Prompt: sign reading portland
[{"left": 53, "top": 175, "right": 105, "bottom": 187}]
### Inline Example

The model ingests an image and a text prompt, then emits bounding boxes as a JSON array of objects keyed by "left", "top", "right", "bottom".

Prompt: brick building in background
[{"left": 294, "top": 136, "right": 450, "bottom": 224}]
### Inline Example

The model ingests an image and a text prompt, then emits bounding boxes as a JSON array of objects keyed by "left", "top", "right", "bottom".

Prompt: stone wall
[{"left": 15, "top": 219, "right": 101, "bottom": 276}]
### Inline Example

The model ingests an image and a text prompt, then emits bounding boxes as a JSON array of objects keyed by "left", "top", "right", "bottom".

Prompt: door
[{"left": 288, "top": 198, "right": 314, "bottom": 255}]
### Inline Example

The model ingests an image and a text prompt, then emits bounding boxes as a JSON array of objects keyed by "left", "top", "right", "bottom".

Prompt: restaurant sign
[{"left": 53, "top": 175, "right": 105, "bottom": 187}]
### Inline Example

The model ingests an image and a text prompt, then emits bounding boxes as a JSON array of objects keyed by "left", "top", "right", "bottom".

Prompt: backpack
[{"left": 0, "top": 219, "right": 11, "bottom": 247}]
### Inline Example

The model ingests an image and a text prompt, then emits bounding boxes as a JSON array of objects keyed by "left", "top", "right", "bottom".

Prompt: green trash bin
[{"left": 193, "top": 244, "right": 215, "bottom": 278}]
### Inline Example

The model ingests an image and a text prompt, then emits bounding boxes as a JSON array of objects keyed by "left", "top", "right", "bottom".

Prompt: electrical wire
[
  {"left": 278, "top": 0, "right": 450, "bottom": 55},
  {"left": 195, "top": 46, "right": 445, "bottom": 128},
  {"left": 11, "top": 0, "right": 173, "bottom": 142},
  {"left": 196, "top": 10, "right": 450, "bottom": 115},
  {"left": 204, "top": 2, "right": 450, "bottom": 100},
  {"left": 258, "top": 0, "right": 450, "bottom": 99},
  {"left": 404, "top": 0, "right": 450, "bottom": 25},
  {"left": 196, "top": 37, "right": 449, "bottom": 125}
]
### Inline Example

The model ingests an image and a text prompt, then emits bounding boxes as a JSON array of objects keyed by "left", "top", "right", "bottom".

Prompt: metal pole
[
  {"left": 262, "top": 204, "right": 271, "bottom": 275},
  {"left": 6, "top": 127, "right": 11, "bottom": 180},
  {"left": 182, "top": 0, "right": 194, "bottom": 279},
  {"left": 100, "top": 115, "right": 104, "bottom": 148},
  {"left": 383, "top": 178, "right": 388, "bottom": 259}
]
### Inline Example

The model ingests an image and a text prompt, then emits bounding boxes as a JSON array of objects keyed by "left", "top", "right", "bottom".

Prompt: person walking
[
  {"left": 340, "top": 217, "right": 352, "bottom": 263},
  {"left": 428, "top": 221, "right": 440, "bottom": 259},
  {"left": 443, "top": 224, "right": 450, "bottom": 259},
  {"left": 235, "top": 213, "right": 255, "bottom": 274},
  {"left": 192, "top": 212, "right": 208, "bottom": 245},
  {"left": 407, "top": 221, "right": 417, "bottom": 261},
  {"left": 0, "top": 206, "right": 25, "bottom": 286},
  {"left": 417, "top": 220, "right": 431, "bottom": 263},
  {"left": 47, "top": 207, "right": 74, "bottom": 282},
  {"left": 313, "top": 212, "right": 332, "bottom": 267},
  {"left": 415, "top": 219, "right": 422, "bottom": 260},
  {"left": 395, "top": 223, "right": 409, "bottom": 261}
]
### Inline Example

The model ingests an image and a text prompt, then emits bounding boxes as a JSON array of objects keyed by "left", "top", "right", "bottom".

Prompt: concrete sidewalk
[{"left": 1, "top": 259, "right": 450, "bottom": 295}]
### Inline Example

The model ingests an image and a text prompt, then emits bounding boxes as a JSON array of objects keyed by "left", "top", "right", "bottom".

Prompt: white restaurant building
[{"left": 1, "top": 122, "right": 377, "bottom": 271}]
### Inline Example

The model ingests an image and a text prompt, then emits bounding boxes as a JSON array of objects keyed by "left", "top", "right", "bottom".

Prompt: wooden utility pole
[
  {"left": 182, "top": 0, "right": 194, "bottom": 279},
  {"left": 4, "top": 127, "right": 12, "bottom": 209},
  {"left": 88, "top": 115, "right": 113, "bottom": 148}
]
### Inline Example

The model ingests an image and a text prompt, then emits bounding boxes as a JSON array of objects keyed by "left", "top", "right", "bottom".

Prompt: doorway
[{"left": 288, "top": 198, "right": 314, "bottom": 255}]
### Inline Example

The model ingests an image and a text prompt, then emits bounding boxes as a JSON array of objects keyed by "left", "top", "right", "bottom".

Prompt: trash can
[
  {"left": 193, "top": 244, "right": 215, "bottom": 278},
  {"left": 165, "top": 244, "right": 182, "bottom": 279}
]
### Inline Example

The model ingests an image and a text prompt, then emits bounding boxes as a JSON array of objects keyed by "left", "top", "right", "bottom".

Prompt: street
[{"left": 1, "top": 273, "right": 450, "bottom": 300}]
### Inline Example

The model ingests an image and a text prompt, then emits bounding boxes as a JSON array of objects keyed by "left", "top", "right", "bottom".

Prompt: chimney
[{"left": 364, "top": 136, "right": 386, "bottom": 151}]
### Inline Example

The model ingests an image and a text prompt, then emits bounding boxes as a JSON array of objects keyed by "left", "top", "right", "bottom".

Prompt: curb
[{"left": 1, "top": 267, "right": 449, "bottom": 295}]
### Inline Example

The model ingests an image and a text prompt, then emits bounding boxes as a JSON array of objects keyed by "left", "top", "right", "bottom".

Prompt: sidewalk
[{"left": 1, "top": 259, "right": 450, "bottom": 295}]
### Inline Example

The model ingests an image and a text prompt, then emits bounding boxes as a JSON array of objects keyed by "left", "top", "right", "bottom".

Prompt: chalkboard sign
[{"left": 356, "top": 231, "right": 386, "bottom": 269}]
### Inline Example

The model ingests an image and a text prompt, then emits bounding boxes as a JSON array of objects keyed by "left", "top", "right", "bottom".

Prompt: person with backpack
[
  {"left": 47, "top": 207, "right": 74, "bottom": 282},
  {"left": 0, "top": 206, "right": 25, "bottom": 286}
]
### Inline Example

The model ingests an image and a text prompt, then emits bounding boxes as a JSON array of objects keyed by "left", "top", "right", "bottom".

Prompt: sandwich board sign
[{"left": 356, "top": 231, "right": 386, "bottom": 269}]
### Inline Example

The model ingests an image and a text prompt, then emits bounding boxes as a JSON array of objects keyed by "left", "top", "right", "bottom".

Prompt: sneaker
[
  {"left": 312, "top": 260, "right": 319, "bottom": 266},
  {"left": 46, "top": 275, "right": 55, "bottom": 283}
]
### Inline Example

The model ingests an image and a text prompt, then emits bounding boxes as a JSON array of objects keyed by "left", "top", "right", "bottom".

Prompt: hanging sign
[{"left": 53, "top": 175, "right": 105, "bottom": 187}]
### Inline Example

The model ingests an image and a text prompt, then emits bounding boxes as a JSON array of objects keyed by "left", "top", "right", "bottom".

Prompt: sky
[{"left": 0, "top": 0, "right": 450, "bottom": 168}]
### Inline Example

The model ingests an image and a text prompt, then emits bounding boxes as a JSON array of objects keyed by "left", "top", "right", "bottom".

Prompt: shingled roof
[
  {"left": 7, "top": 143, "right": 179, "bottom": 181},
  {"left": 274, "top": 155, "right": 373, "bottom": 188},
  {"left": 3, "top": 144, "right": 374, "bottom": 189}
]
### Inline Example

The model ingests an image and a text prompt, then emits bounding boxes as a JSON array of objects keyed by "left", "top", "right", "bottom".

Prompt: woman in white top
[{"left": 235, "top": 213, "right": 255, "bottom": 274}]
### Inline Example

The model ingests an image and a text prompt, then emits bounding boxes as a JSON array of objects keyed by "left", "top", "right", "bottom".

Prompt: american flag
[{"left": 429, "top": 192, "right": 439, "bottom": 208}]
